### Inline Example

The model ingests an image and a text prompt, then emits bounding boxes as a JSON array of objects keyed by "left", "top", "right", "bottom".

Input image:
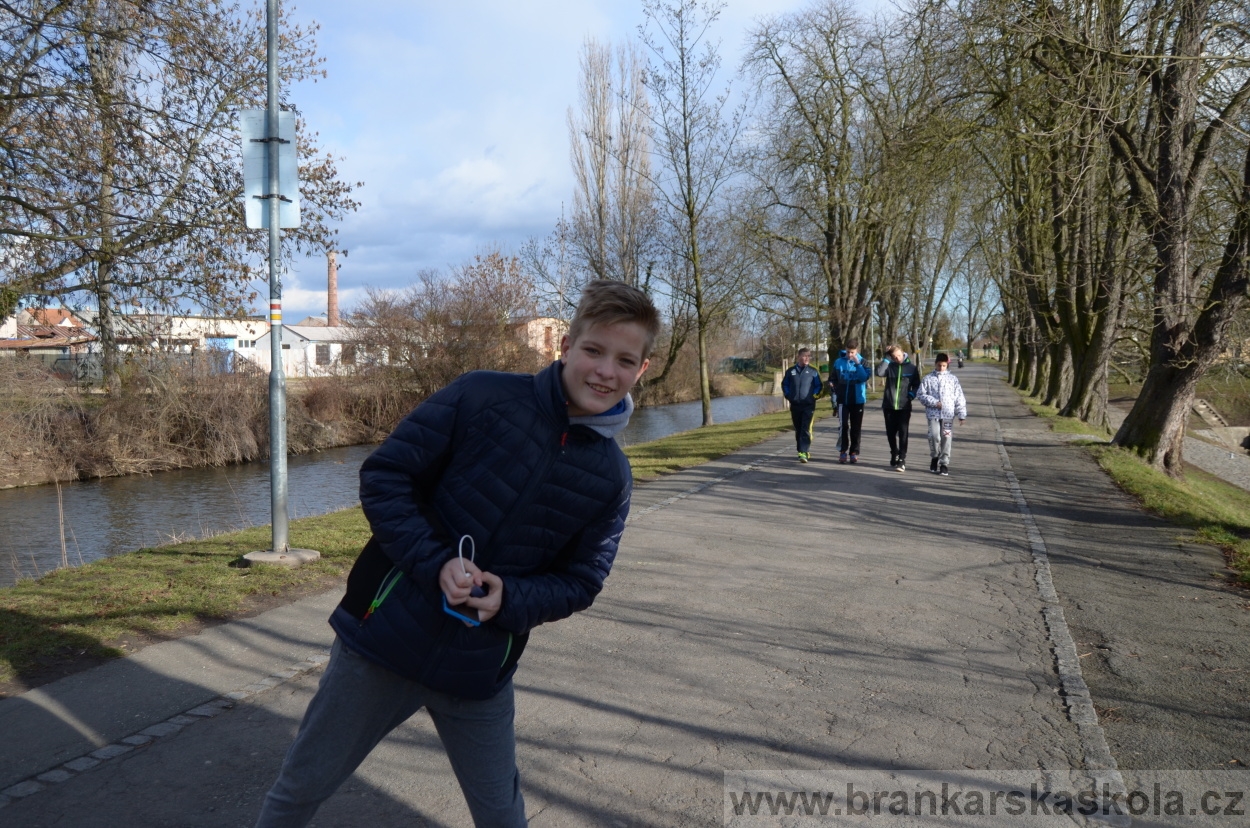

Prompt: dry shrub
[
  {"left": 0, "top": 358, "right": 84, "bottom": 486},
  {"left": 299, "top": 371, "right": 415, "bottom": 441},
  {"left": 86, "top": 355, "right": 269, "bottom": 475}
]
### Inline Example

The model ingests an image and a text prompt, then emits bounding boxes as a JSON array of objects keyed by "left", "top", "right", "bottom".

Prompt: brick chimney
[{"left": 326, "top": 249, "right": 340, "bottom": 327}]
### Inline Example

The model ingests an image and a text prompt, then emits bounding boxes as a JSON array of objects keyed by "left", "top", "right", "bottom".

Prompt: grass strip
[
  {"left": 1092, "top": 446, "right": 1250, "bottom": 583},
  {"left": 1017, "top": 389, "right": 1249, "bottom": 583},
  {"left": 0, "top": 404, "right": 811, "bottom": 690},
  {"left": 623, "top": 407, "right": 830, "bottom": 480},
  {"left": 0, "top": 509, "right": 371, "bottom": 690}
]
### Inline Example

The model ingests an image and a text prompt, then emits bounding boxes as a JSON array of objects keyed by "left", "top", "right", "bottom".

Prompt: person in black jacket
[
  {"left": 255, "top": 281, "right": 659, "bottom": 828},
  {"left": 875, "top": 344, "right": 921, "bottom": 471},
  {"left": 781, "top": 347, "right": 823, "bottom": 462}
]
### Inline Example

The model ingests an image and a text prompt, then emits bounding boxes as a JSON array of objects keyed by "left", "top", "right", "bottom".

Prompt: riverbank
[
  {"left": 0, "top": 370, "right": 774, "bottom": 492},
  {"left": 0, "top": 365, "right": 404, "bottom": 492}
]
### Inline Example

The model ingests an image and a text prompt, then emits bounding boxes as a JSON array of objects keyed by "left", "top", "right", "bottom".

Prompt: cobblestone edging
[
  {"left": 0, "top": 652, "right": 331, "bottom": 810},
  {"left": 985, "top": 377, "right": 1131, "bottom": 825}
]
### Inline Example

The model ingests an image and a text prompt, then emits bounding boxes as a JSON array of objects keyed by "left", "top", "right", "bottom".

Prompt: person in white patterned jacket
[{"left": 915, "top": 353, "right": 967, "bottom": 476}]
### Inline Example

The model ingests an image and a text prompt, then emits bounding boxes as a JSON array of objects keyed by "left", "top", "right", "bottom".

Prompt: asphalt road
[{"left": 1, "top": 364, "right": 1246, "bottom": 827}]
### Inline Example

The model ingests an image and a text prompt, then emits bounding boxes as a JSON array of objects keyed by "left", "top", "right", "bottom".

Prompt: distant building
[
  {"left": 0, "top": 307, "right": 97, "bottom": 370},
  {"left": 251, "top": 324, "right": 357, "bottom": 377},
  {"left": 514, "top": 316, "right": 566, "bottom": 362}
]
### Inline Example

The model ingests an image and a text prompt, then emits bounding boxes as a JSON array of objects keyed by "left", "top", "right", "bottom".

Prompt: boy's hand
[{"left": 439, "top": 558, "right": 504, "bottom": 625}]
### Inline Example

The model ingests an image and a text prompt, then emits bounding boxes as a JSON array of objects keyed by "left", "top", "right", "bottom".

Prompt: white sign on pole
[{"left": 239, "top": 109, "right": 301, "bottom": 229}]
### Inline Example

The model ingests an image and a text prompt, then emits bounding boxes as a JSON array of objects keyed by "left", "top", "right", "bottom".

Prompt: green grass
[
  {"left": 1016, "top": 387, "right": 1249, "bottom": 582},
  {"left": 0, "top": 509, "right": 372, "bottom": 689},
  {"left": 1093, "top": 446, "right": 1250, "bottom": 583},
  {"left": 1016, "top": 391, "right": 1114, "bottom": 439},
  {"left": 0, "top": 404, "right": 816, "bottom": 690},
  {"left": 624, "top": 407, "right": 829, "bottom": 479}
]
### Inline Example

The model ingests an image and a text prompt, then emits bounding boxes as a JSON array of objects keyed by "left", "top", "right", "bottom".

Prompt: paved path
[{"left": 1, "top": 365, "right": 1246, "bottom": 827}]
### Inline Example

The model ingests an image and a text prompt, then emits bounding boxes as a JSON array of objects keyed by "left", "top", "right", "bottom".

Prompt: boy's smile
[{"left": 560, "top": 322, "right": 650, "bottom": 418}]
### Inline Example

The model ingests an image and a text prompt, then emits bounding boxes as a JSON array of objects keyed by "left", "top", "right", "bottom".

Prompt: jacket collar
[{"left": 537, "top": 359, "right": 635, "bottom": 440}]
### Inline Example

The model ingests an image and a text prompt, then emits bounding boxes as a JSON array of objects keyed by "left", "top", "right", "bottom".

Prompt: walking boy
[
  {"left": 782, "top": 347, "right": 823, "bottom": 462},
  {"left": 875, "top": 344, "right": 920, "bottom": 471},
  {"left": 831, "top": 339, "right": 871, "bottom": 463},
  {"left": 916, "top": 352, "right": 967, "bottom": 476},
  {"left": 254, "top": 280, "right": 658, "bottom": 827}
]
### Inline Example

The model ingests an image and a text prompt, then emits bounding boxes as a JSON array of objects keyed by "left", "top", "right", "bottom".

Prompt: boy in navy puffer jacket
[{"left": 256, "top": 281, "right": 659, "bottom": 828}]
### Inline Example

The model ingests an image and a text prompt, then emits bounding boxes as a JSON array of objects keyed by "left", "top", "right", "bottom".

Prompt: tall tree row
[
  {"left": 545, "top": 0, "right": 1246, "bottom": 455},
  {"left": 936, "top": 0, "right": 1250, "bottom": 474}
]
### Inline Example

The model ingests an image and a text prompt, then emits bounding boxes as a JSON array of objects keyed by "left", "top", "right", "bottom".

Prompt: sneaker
[
  {"left": 896, "top": 463, "right": 906, "bottom": 472},
  {"left": 839, "top": 452, "right": 848, "bottom": 464},
  {"left": 930, "top": 457, "right": 939, "bottom": 473},
  {"left": 849, "top": 453, "right": 858, "bottom": 464},
  {"left": 939, "top": 464, "right": 949, "bottom": 476},
  {"left": 889, "top": 456, "right": 898, "bottom": 468},
  {"left": 798, "top": 452, "right": 808, "bottom": 463}
]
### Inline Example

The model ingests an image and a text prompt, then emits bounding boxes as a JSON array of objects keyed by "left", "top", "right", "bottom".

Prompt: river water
[{"left": 0, "top": 395, "right": 784, "bottom": 586}]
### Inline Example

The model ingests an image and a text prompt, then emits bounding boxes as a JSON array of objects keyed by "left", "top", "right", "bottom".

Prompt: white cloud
[{"left": 278, "top": 0, "right": 893, "bottom": 320}]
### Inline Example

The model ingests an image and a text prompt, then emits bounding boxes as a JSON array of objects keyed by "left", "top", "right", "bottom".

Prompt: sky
[{"left": 273, "top": 0, "right": 894, "bottom": 321}]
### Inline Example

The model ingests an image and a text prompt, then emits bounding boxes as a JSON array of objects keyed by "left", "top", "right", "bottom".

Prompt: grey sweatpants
[
  {"left": 927, "top": 417, "right": 954, "bottom": 466},
  {"left": 255, "top": 637, "right": 526, "bottom": 828}
]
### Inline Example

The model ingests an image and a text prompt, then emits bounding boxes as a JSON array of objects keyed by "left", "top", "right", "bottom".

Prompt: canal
[{"left": 0, "top": 395, "right": 785, "bottom": 586}]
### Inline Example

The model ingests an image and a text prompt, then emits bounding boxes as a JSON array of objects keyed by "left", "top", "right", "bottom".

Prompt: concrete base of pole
[{"left": 242, "top": 548, "right": 321, "bottom": 568}]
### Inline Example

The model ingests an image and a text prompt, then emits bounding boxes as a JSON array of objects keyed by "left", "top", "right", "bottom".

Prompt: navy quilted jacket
[{"left": 330, "top": 361, "right": 632, "bottom": 699}]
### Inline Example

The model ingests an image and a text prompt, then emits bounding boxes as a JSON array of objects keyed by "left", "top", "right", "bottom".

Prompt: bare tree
[
  {"left": 1105, "top": 0, "right": 1250, "bottom": 474},
  {"left": 568, "top": 38, "right": 658, "bottom": 288},
  {"left": 0, "top": 0, "right": 359, "bottom": 386},
  {"left": 350, "top": 252, "right": 542, "bottom": 400},
  {"left": 639, "top": 0, "right": 743, "bottom": 426}
]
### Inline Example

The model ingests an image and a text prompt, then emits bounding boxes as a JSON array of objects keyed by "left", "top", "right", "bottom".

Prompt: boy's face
[
  {"left": 560, "top": 322, "right": 651, "bottom": 417},
  {"left": 935, "top": 359, "right": 948, "bottom": 372},
  {"left": 797, "top": 351, "right": 811, "bottom": 367},
  {"left": 845, "top": 348, "right": 859, "bottom": 361}
]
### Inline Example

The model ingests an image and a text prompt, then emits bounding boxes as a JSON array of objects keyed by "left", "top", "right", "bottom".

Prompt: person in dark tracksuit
[
  {"left": 831, "top": 340, "right": 871, "bottom": 463},
  {"left": 781, "top": 348, "right": 823, "bottom": 463},
  {"left": 875, "top": 344, "right": 921, "bottom": 472}
]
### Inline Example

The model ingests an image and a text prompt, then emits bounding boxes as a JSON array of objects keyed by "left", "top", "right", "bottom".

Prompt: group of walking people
[{"left": 781, "top": 342, "right": 967, "bottom": 476}]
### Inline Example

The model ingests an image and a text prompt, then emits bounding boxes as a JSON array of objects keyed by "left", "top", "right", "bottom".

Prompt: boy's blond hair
[{"left": 567, "top": 280, "right": 661, "bottom": 359}]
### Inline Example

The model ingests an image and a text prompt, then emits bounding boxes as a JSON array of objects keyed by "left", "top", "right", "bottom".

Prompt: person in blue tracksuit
[
  {"left": 255, "top": 280, "right": 659, "bottom": 828},
  {"left": 875, "top": 344, "right": 921, "bottom": 471},
  {"left": 781, "top": 347, "right": 823, "bottom": 462},
  {"left": 831, "top": 339, "right": 871, "bottom": 463}
]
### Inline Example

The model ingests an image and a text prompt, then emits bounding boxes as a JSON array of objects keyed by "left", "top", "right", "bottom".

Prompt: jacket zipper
[{"left": 362, "top": 565, "right": 403, "bottom": 622}]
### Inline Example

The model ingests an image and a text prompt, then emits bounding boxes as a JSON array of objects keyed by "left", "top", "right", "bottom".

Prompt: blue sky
[{"left": 275, "top": 0, "right": 892, "bottom": 320}]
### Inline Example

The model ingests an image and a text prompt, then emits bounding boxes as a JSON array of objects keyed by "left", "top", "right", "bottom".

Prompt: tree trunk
[
  {"left": 1112, "top": 360, "right": 1198, "bottom": 473},
  {"left": 1042, "top": 339, "right": 1070, "bottom": 409}
]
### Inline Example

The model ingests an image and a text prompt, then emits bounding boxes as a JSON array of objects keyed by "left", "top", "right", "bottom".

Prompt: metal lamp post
[{"left": 241, "top": 0, "right": 318, "bottom": 567}]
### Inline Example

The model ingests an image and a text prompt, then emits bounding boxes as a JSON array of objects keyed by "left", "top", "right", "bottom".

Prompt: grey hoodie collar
[{"left": 569, "top": 393, "right": 634, "bottom": 439}]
